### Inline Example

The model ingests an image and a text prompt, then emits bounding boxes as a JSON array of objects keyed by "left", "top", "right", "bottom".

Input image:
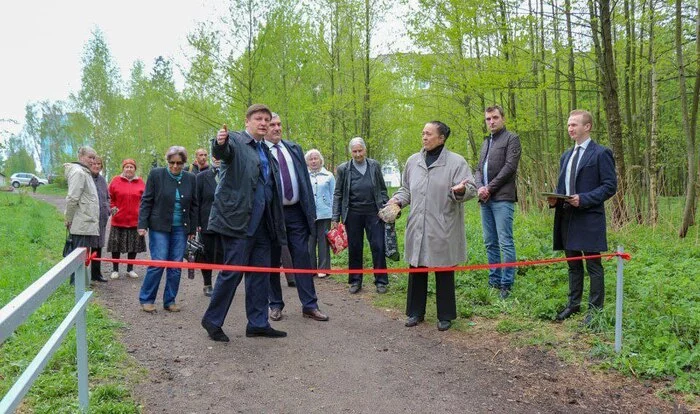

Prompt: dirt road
[{"left": 36, "top": 193, "right": 687, "bottom": 413}]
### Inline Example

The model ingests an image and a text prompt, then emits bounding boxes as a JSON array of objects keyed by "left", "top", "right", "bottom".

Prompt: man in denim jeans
[{"left": 474, "top": 105, "right": 522, "bottom": 299}]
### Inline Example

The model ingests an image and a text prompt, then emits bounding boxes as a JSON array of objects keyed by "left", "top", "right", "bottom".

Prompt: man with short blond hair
[{"left": 548, "top": 110, "right": 617, "bottom": 324}]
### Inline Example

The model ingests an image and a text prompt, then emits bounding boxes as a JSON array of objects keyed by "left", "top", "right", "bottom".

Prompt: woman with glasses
[{"left": 137, "top": 146, "right": 198, "bottom": 313}]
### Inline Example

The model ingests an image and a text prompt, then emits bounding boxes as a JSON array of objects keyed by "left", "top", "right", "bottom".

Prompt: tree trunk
[
  {"left": 678, "top": 0, "right": 697, "bottom": 237},
  {"left": 589, "top": 0, "right": 629, "bottom": 227},
  {"left": 565, "top": 0, "right": 577, "bottom": 110},
  {"left": 648, "top": 0, "right": 659, "bottom": 225}
]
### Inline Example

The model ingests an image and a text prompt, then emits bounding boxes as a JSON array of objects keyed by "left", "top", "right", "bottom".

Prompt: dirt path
[{"left": 35, "top": 193, "right": 688, "bottom": 413}]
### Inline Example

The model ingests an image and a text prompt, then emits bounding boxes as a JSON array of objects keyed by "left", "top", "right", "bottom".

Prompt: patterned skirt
[{"left": 107, "top": 226, "right": 147, "bottom": 253}]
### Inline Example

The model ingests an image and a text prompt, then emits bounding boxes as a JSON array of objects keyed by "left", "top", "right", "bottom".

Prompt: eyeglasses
[{"left": 168, "top": 161, "right": 185, "bottom": 166}]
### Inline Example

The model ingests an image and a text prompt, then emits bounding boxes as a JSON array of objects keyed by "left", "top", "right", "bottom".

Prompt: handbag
[
  {"left": 326, "top": 223, "right": 348, "bottom": 255},
  {"left": 384, "top": 222, "right": 400, "bottom": 261},
  {"left": 62, "top": 229, "right": 74, "bottom": 257}
]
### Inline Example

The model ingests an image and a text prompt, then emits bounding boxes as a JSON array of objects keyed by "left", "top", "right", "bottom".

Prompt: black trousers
[
  {"left": 111, "top": 252, "right": 137, "bottom": 272},
  {"left": 91, "top": 248, "right": 102, "bottom": 279},
  {"left": 345, "top": 211, "right": 388, "bottom": 286},
  {"left": 560, "top": 210, "right": 604, "bottom": 309},
  {"left": 406, "top": 268, "right": 457, "bottom": 321},
  {"left": 200, "top": 232, "right": 223, "bottom": 286}
]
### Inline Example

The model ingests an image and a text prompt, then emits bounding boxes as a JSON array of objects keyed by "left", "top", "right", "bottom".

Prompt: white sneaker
[
  {"left": 110, "top": 271, "right": 119, "bottom": 280},
  {"left": 317, "top": 273, "right": 328, "bottom": 278},
  {"left": 127, "top": 271, "right": 139, "bottom": 279}
]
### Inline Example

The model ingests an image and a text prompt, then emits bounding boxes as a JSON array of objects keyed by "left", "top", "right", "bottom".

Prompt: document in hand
[{"left": 540, "top": 192, "right": 572, "bottom": 199}]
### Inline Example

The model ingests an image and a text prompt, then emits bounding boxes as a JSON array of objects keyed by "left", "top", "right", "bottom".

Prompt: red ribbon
[{"left": 89, "top": 252, "right": 631, "bottom": 274}]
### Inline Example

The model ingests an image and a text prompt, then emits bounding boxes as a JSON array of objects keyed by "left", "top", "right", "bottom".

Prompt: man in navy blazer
[
  {"left": 265, "top": 113, "right": 329, "bottom": 322},
  {"left": 547, "top": 110, "right": 617, "bottom": 324}
]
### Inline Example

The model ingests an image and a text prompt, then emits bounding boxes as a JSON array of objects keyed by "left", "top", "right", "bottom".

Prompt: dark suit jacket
[
  {"left": 209, "top": 131, "right": 287, "bottom": 245},
  {"left": 138, "top": 168, "right": 198, "bottom": 235},
  {"left": 332, "top": 158, "right": 388, "bottom": 223},
  {"left": 196, "top": 167, "right": 218, "bottom": 233},
  {"left": 273, "top": 140, "right": 317, "bottom": 233},
  {"left": 553, "top": 140, "right": 617, "bottom": 252},
  {"left": 473, "top": 128, "right": 522, "bottom": 202}
]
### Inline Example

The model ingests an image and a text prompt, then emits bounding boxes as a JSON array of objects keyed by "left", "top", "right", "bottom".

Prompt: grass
[
  {"left": 35, "top": 184, "right": 68, "bottom": 196},
  {"left": 0, "top": 192, "right": 142, "bottom": 413},
  {"left": 331, "top": 195, "right": 699, "bottom": 400}
]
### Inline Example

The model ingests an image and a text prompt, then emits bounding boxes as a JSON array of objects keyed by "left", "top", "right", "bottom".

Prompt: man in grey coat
[
  {"left": 474, "top": 105, "right": 522, "bottom": 299},
  {"left": 387, "top": 121, "right": 477, "bottom": 331}
]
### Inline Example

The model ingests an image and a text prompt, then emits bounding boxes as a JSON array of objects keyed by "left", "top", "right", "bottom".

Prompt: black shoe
[
  {"left": 437, "top": 320, "right": 452, "bottom": 331},
  {"left": 286, "top": 278, "right": 296, "bottom": 287},
  {"left": 555, "top": 306, "right": 581, "bottom": 321},
  {"left": 91, "top": 275, "right": 108, "bottom": 283},
  {"left": 376, "top": 284, "right": 388, "bottom": 294},
  {"left": 405, "top": 315, "right": 424, "bottom": 327},
  {"left": 246, "top": 326, "right": 287, "bottom": 338},
  {"left": 499, "top": 287, "right": 511, "bottom": 299},
  {"left": 201, "top": 319, "right": 229, "bottom": 342},
  {"left": 581, "top": 313, "right": 594, "bottom": 327},
  {"left": 203, "top": 285, "right": 213, "bottom": 297},
  {"left": 349, "top": 284, "right": 361, "bottom": 294}
]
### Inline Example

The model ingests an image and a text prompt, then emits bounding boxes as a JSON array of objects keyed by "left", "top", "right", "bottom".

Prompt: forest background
[
  {"left": 0, "top": 0, "right": 698, "bottom": 399},
  {"left": 1, "top": 0, "right": 699, "bottom": 233}
]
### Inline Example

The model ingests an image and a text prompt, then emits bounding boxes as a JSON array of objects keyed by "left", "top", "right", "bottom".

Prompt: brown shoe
[
  {"left": 164, "top": 304, "right": 181, "bottom": 312},
  {"left": 270, "top": 308, "right": 283, "bottom": 321},
  {"left": 141, "top": 303, "right": 157, "bottom": 313},
  {"left": 302, "top": 308, "right": 329, "bottom": 321}
]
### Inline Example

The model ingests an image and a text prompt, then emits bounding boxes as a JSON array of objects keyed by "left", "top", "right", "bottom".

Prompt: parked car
[{"left": 10, "top": 173, "right": 48, "bottom": 188}]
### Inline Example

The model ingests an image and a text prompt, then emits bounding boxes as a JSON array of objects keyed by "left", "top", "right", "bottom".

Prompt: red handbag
[{"left": 326, "top": 223, "right": 348, "bottom": 254}]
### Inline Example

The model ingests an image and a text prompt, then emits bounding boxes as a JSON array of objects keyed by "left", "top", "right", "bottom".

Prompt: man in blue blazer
[
  {"left": 265, "top": 113, "right": 328, "bottom": 322},
  {"left": 547, "top": 110, "right": 617, "bottom": 324}
]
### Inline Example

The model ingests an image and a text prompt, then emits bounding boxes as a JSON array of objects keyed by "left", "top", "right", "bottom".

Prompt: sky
[
  {"left": 0, "top": 0, "right": 221, "bottom": 136},
  {"left": 0, "top": 0, "right": 410, "bottom": 141}
]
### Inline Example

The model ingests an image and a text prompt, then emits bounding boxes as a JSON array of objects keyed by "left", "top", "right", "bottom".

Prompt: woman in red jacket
[{"left": 107, "top": 159, "right": 146, "bottom": 279}]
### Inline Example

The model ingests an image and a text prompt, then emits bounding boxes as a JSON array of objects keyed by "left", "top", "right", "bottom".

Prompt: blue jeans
[
  {"left": 480, "top": 201, "right": 516, "bottom": 288},
  {"left": 139, "top": 227, "right": 187, "bottom": 307}
]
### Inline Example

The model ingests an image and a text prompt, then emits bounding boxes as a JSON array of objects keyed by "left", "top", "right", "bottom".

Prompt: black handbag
[{"left": 62, "top": 230, "right": 74, "bottom": 257}]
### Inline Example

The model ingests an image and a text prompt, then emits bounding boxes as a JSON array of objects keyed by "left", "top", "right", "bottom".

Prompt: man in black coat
[
  {"left": 547, "top": 110, "right": 617, "bottom": 324},
  {"left": 265, "top": 113, "right": 328, "bottom": 322},
  {"left": 201, "top": 104, "right": 288, "bottom": 342},
  {"left": 195, "top": 157, "right": 223, "bottom": 297}
]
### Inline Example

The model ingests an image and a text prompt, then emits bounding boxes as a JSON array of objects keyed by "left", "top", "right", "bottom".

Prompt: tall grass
[
  {"left": 334, "top": 195, "right": 699, "bottom": 397},
  {"left": 0, "top": 193, "right": 141, "bottom": 413}
]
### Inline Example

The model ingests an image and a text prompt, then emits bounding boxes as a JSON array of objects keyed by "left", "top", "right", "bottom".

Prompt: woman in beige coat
[
  {"left": 387, "top": 121, "right": 476, "bottom": 331},
  {"left": 65, "top": 146, "right": 100, "bottom": 283}
]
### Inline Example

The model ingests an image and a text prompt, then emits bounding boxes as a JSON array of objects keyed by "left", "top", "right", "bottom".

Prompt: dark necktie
[
  {"left": 274, "top": 144, "right": 293, "bottom": 201},
  {"left": 568, "top": 146, "right": 581, "bottom": 195}
]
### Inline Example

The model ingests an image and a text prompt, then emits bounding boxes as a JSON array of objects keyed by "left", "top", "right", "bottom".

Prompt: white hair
[
  {"left": 304, "top": 148, "right": 324, "bottom": 166},
  {"left": 348, "top": 137, "right": 366, "bottom": 152}
]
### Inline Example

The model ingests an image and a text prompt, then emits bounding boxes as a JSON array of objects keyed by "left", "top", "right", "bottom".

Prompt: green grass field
[
  {"left": 332, "top": 196, "right": 699, "bottom": 399},
  {"left": 0, "top": 192, "right": 141, "bottom": 413}
]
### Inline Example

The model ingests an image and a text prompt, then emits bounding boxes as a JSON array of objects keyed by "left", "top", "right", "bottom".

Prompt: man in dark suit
[
  {"left": 547, "top": 110, "right": 617, "bottom": 324},
  {"left": 195, "top": 156, "right": 222, "bottom": 297},
  {"left": 265, "top": 113, "right": 328, "bottom": 322},
  {"left": 201, "top": 104, "right": 288, "bottom": 342}
]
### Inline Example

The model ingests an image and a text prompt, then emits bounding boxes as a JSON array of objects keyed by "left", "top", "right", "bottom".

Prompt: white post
[
  {"left": 614, "top": 246, "right": 624, "bottom": 353},
  {"left": 75, "top": 250, "right": 89, "bottom": 412}
]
